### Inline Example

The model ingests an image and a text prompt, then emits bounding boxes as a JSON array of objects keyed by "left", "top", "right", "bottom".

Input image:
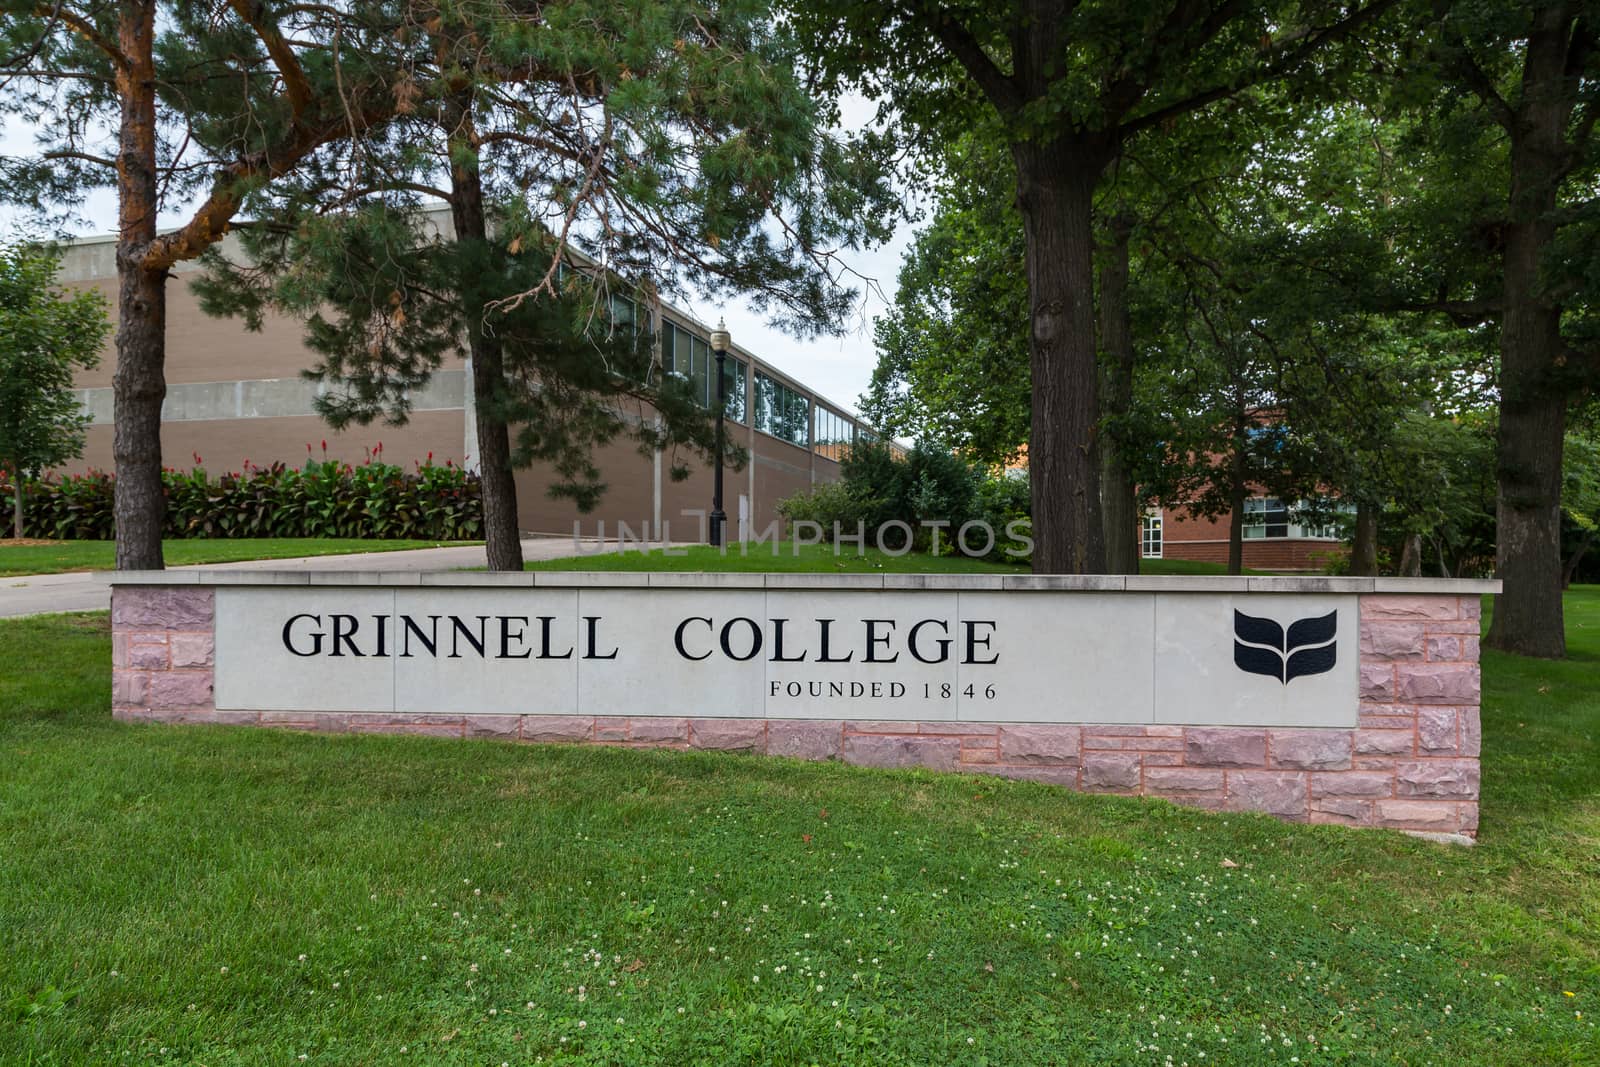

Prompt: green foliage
[
  {"left": 863, "top": 132, "right": 1030, "bottom": 465},
  {"left": 0, "top": 243, "right": 108, "bottom": 531},
  {"left": 773, "top": 480, "right": 878, "bottom": 537},
  {"left": 778, "top": 440, "right": 1010, "bottom": 555},
  {"left": 1, "top": 457, "right": 481, "bottom": 541}
]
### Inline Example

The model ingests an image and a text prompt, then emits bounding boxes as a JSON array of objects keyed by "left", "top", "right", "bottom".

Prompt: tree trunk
[
  {"left": 112, "top": 1, "right": 167, "bottom": 570},
  {"left": 1097, "top": 215, "right": 1139, "bottom": 575},
  {"left": 1350, "top": 502, "right": 1378, "bottom": 576},
  {"left": 1485, "top": 11, "right": 1571, "bottom": 659},
  {"left": 1227, "top": 444, "right": 1247, "bottom": 576},
  {"left": 447, "top": 93, "right": 523, "bottom": 572},
  {"left": 10, "top": 466, "right": 21, "bottom": 539},
  {"left": 1013, "top": 140, "right": 1106, "bottom": 574},
  {"left": 1398, "top": 532, "right": 1423, "bottom": 577}
]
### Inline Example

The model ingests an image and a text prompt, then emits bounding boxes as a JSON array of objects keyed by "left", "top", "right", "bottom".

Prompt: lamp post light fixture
[{"left": 708, "top": 318, "right": 730, "bottom": 548}]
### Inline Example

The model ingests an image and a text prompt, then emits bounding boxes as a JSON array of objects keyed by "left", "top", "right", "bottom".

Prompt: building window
[
  {"left": 1242, "top": 497, "right": 1290, "bottom": 539},
  {"left": 1289, "top": 499, "right": 1349, "bottom": 540},
  {"left": 813, "top": 405, "right": 854, "bottom": 460},
  {"left": 662, "top": 319, "right": 746, "bottom": 420},
  {"left": 1141, "top": 510, "right": 1163, "bottom": 558},
  {"left": 754, "top": 371, "right": 809, "bottom": 447}
]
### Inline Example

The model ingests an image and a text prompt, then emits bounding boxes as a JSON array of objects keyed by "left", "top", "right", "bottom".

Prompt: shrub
[
  {"left": 779, "top": 440, "right": 1021, "bottom": 556},
  {"left": 0, "top": 454, "right": 482, "bottom": 541},
  {"left": 775, "top": 479, "right": 878, "bottom": 535}
]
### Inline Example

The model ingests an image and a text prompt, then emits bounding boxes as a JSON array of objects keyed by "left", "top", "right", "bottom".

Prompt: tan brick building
[{"left": 58, "top": 211, "right": 892, "bottom": 540}]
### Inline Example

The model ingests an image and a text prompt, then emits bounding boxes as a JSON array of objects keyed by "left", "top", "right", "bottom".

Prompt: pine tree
[
  {"left": 193, "top": 0, "right": 895, "bottom": 569},
  {"left": 1, "top": 3, "right": 415, "bottom": 567}
]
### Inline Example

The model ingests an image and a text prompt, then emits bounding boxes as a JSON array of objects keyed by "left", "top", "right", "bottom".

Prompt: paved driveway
[{"left": 0, "top": 537, "right": 616, "bottom": 618}]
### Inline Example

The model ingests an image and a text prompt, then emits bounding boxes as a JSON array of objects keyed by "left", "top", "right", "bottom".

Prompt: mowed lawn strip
[
  {"left": 0, "top": 538, "right": 481, "bottom": 577},
  {"left": 524, "top": 542, "right": 1263, "bottom": 576},
  {"left": 0, "top": 591, "right": 1595, "bottom": 1064}
]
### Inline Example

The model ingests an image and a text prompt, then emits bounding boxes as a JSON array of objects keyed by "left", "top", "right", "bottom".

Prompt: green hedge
[{"left": 0, "top": 458, "right": 482, "bottom": 541}]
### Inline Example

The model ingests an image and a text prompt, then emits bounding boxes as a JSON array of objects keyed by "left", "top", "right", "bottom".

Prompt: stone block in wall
[
  {"left": 767, "top": 720, "right": 842, "bottom": 761},
  {"left": 1081, "top": 753, "right": 1140, "bottom": 791},
  {"left": 690, "top": 719, "right": 765, "bottom": 752},
  {"left": 150, "top": 672, "right": 213, "bottom": 709},
  {"left": 628, "top": 718, "right": 691, "bottom": 744},
  {"left": 520, "top": 716, "right": 594, "bottom": 743},
  {"left": 842, "top": 733, "right": 960, "bottom": 771},
  {"left": 169, "top": 633, "right": 215, "bottom": 668},
  {"left": 1225, "top": 771, "right": 1307, "bottom": 818},
  {"left": 1395, "top": 759, "right": 1480, "bottom": 799},
  {"left": 1417, "top": 708, "right": 1462, "bottom": 755},
  {"left": 467, "top": 716, "right": 521, "bottom": 740},
  {"left": 1353, "top": 728, "right": 1413, "bottom": 756},
  {"left": 1309, "top": 770, "right": 1393, "bottom": 798},
  {"left": 1359, "top": 663, "right": 1396, "bottom": 702},
  {"left": 999, "top": 725, "right": 1081, "bottom": 765},
  {"left": 1144, "top": 767, "right": 1225, "bottom": 795},
  {"left": 112, "top": 588, "right": 214, "bottom": 630},
  {"left": 1184, "top": 728, "right": 1267, "bottom": 768},
  {"left": 1395, "top": 664, "right": 1480, "bottom": 705},
  {"left": 1269, "top": 730, "right": 1353, "bottom": 770},
  {"left": 1375, "top": 799, "right": 1469, "bottom": 832},
  {"left": 1360, "top": 622, "right": 1426, "bottom": 660},
  {"left": 1361, "top": 595, "right": 1460, "bottom": 621}
]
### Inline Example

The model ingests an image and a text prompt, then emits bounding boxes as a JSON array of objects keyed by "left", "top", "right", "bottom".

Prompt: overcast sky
[{"left": 0, "top": 96, "right": 918, "bottom": 421}]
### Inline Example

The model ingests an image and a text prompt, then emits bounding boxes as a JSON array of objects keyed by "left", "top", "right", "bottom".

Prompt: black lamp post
[{"left": 708, "top": 318, "right": 730, "bottom": 547}]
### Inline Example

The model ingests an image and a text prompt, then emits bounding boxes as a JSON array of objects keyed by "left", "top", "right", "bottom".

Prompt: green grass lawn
[
  {"left": 529, "top": 542, "right": 1256, "bottom": 576},
  {"left": 1, "top": 593, "right": 1595, "bottom": 1064},
  {"left": 0, "top": 538, "right": 479, "bottom": 577}
]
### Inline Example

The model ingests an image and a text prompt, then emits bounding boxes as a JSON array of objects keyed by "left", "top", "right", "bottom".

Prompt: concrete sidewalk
[{"left": 0, "top": 537, "right": 610, "bottom": 618}]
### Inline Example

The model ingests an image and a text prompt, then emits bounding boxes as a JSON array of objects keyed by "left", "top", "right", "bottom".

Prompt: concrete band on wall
[{"left": 108, "top": 572, "right": 1494, "bottom": 842}]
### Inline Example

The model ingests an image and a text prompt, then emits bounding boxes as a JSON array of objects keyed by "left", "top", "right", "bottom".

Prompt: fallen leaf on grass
[
  {"left": 623, "top": 958, "right": 645, "bottom": 973},
  {"left": 1221, "top": 858, "right": 1239, "bottom": 868}
]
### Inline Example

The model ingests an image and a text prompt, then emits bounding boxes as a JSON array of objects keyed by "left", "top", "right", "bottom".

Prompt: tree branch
[
  {"left": 1103, "top": 0, "right": 1245, "bottom": 122},
  {"left": 1120, "top": 0, "right": 1403, "bottom": 138},
  {"left": 1449, "top": 46, "right": 1517, "bottom": 133},
  {"left": 43, "top": 149, "right": 117, "bottom": 168},
  {"left": 902, "top": 1, "right": 1022, "bottom": 114},
  {"left": 227, "top": 0, "right": 314, "bottom": 120},
  {"left": 143, "top": 105, "right": 391, "bottom": 271},
  {"left": 30, "top": 2, "right": 129, "bottom": 71}
]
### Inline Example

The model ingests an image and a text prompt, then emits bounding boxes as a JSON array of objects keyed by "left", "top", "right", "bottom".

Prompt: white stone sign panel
[{"left": 212, "top": 584, "right": 1358, "bottom": 727}]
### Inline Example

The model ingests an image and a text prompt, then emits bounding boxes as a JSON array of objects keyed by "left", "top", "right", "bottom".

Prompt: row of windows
[
  {"left": 599, "top": 294, "right": 886, "bottom": 449},
  {"left": 662, "top": 320, "right": 746, "bottom": 421},
  {"left": 814, "top": 406, "right": 854, "bottom": 460},
  {"left": 1138, "top": 500, "right": 1347, "bottom": 553},
  {"left": 1244, "top": 498, "right": 1345, "bottom": 540},
  {"left": 754, "top": 372, "right": 810, "bottom": 447}
]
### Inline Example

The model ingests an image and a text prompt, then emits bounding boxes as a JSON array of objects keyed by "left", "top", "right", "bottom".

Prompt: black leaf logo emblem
[{"left": 1233, "top": 610, "right": 1337, "bottom": 684}]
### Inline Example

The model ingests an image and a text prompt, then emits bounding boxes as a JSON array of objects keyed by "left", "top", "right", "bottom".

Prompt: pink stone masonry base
[{"left": 112, "top": 587, "right": 1483, "bottom": 839}]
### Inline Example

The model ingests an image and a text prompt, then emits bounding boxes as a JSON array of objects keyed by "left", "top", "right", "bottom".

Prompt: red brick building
[{"left": 1140, "top": 498, "right": 1347, "bottom": 572}]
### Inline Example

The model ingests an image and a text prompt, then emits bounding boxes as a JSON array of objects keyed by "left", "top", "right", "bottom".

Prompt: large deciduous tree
[
  {"left": 1426, "top": 1, "right": 1600, "bottom": 656},
  {"left": 1272, "top": 3, "right": 1600, "bottom": 653},
  {"left": 0, "top": 241, "right": 108, "bottom": 538},
  {"left": 1, "top": 2, "right": 410, "bottom": 568},
  {"left": 798, "top": 0, "right": 1399, "bottom": 574}
]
